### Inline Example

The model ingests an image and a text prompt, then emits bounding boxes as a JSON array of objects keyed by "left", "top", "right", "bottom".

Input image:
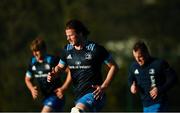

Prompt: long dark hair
[{"left": 65, "top": 19, "right": 90, "bottom": 37}]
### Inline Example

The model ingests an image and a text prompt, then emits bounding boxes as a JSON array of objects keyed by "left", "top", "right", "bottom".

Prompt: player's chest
[
  {"left": 134, "top": 65, "right": 161, "bottom": 81},
  {"left": 32, "top": 62, "right": 51, "bottom": 73},
  {"left": 66, "top": 50, "right": 96, "bottom": 67}
]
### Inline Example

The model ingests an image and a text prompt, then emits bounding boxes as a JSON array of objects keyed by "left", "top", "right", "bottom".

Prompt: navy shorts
[
  {"left": 75, "top": 93, "right": 106, "bottom": 112},
  {"left": 43, "top": 94, "right": 65, "bottom": 112},
  {"left": 143, "top": 102, "right": 168, "bottom": 112}
]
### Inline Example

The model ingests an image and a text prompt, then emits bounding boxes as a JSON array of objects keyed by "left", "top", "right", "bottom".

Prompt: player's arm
[
  {"left": 60, "top": 67, "right": 72, "bottom": 91},
  {"left": 157, "top": 60, "right": 178, "bottom": 94},
  {"left": 150, "top": 60, "right": 178, "bottom": 99},
  {"left": 25, "top": 76, "right": 38, "bottom": 99},
  {"left": 47, "top": 63, "right": 65, "bottom": 82},
  {"left": 101, "top": 58, "right": 119, "bottom": 90},
  {"left": 128, "top": 65, "right": 138, "bottom": 94},
  {"left": 93, "top": 58, "right": 119, "bottom": 99},
  {"left": 130, "top": 81, "right": 138, "bottom": 94},
  {"left": 54, "top": 68, "right": 72, "bottom": 99}
]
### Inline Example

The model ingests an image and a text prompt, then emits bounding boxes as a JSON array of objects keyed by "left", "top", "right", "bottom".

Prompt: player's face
[
  {"left": 133, "top": 49, "right": 145, "bottom": 66},
  {"left": 65, "top": 29, "right": 80, "bottom": 46},
  {"left": 33, "top": 50, "right": 43, "bottom": 62}
]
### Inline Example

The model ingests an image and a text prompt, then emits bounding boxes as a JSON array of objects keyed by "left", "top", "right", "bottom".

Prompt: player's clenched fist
[{"left": 47, "top": 67, "right": 56, "bottom": 82}]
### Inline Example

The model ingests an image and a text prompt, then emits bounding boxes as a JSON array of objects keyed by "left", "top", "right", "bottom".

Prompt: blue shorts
[
  {"left": 43, "top": 94, "right": 65, "bottom": 112},
  {"left": 75, "top": 93, "right": 106, "bottom": 112},
  {"left": 143, "top": 103, "right": 168, "bottom": 112}
]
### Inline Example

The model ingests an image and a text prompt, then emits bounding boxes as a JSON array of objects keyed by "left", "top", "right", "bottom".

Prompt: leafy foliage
[{"left": 0, "top": 0, "right": 179, "bottom": 111}]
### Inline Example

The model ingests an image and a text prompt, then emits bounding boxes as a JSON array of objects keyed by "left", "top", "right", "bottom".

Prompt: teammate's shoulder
[
  {"left": 30, "top": 56, "right": 37, "bottom": 64},
  {"left": 45, "top": 54, "right": 59, "bottom": 63}
]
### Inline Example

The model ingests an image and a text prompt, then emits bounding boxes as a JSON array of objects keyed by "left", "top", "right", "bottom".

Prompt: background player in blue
[
  {"left": 25, "top": 37, "right": 69, "bottom": 112},
  {"left": 47, "top": 19, "right": 119, "bottom": 112},
  {"left": 128, "top": 40, "right": 178, "bottom": 112}
]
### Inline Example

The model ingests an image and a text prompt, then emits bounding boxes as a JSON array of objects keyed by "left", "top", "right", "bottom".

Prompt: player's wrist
[
  {"left": 55, "top": 65, "right": 63, "bottom": 73},
  {"left": 100, "top": 84, "right": 108, "bottom": 91}
]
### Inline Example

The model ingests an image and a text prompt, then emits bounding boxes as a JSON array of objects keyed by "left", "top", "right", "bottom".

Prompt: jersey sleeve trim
[
  {"left": 104, "top": 54, "right": 112, "bottom": 64},
  {"left": 59, "top": 59, "right": 66, "bottom": 65},
  {"left": 46, "top": 55, "right": 52, "bottom": 64},
  {"left": 26, "top": 71, "right": 32, "bottom": 78},
  {"left": 31, "top": 57, "right": 36, "bottom": 64}
]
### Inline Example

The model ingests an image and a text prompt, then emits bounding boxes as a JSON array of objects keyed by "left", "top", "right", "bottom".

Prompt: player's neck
[
  {"left": 74, "top": 44, "right": 83, "bottom": 50},
  {"left": 74, "top": 40, "right": 87, "bottom": 50}
]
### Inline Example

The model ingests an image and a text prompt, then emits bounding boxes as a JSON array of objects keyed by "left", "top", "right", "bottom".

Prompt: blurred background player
[
  {"left": 128, "top": 40, "right": 178, "bottom": 112},
  {"left": 25, "top": 37, "right": 67, "bottom": 112}
]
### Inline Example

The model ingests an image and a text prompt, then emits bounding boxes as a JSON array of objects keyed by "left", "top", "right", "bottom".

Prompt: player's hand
[
  {"left": 47, "top": 68, "right": 56, "bottom": 82},
  {"left": 92, "top": 85, "right": 105, "bottom": 100},
  {"left": 31, "top": 86, "right": 38, "bottom": 100},
  {"left": 54, "top": 88, "right": 64, "bottom": 99},
  {"left": 149, "top": 87, "right": 158, "bottom": 100},
  {"left": 130, "top": 81, "right": 138, "bottom": 94}
]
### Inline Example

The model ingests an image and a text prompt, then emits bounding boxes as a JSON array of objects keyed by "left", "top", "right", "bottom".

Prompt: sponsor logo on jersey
[
  {"left": 38, "top": 71, "right": 43, "bottom": 74},
  {"left": 86, "top": 99, "right": 93, "bottom": 104},
  {"left": 35, "top": 73, "right": 48, "bottom": 78},
  {"left": 67, "top": 54, "right": 72, "bottom": 59},
  {"left": 134, "top": 69, "right": 139, "bottom": 75},
  {"left": 32, "top": 65, "right": 36, "bottom": 71},
  {"left": 69, "top": 65, "right": 91, "bottom": 69},
  {"left": 75, "top": 61, "right": 81, "bottom": 65},
  {"left": 86, "top": 43, "right": 95, "bottom": 51}
]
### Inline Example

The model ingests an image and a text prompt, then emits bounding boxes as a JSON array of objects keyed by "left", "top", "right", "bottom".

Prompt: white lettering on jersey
[
  {"left": 34, "top": 73, "right": 48, "bottom": 78},
  {"left": 69, "top": 65, "right": 91, "bottom": 69}
]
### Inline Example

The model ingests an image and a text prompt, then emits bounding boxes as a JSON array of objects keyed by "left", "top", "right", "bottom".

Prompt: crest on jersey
[
  {"left": 67, "top": 54, "right": 72, "bottom": 59},
  {"left": 44, "top": 64, "right": 50, "bottom": 70},
  {"left": 85, "top": 53, "right": 92, "bottom": 60},
  {"left": 134, "top": 69, "right": 139, "bottom": 75},
  {"left": 75, "top": 61, "right": 81, "bottom": 65},
  {"left": 38, "top": 71, "right": 43, "bottom": 75},
  {"left": 149, "top": 68, "right": 155, "bottom": 75}
]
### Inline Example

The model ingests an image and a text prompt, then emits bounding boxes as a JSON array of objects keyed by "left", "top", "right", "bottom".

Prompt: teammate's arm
[{"left": 25, "top": 76, "right": 38, "bottom": 99}]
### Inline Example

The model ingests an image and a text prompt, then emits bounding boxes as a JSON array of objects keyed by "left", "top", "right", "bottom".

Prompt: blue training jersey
[
  {"left": 59, "top": 40, "right": 112, "bottom": 100},
  {"left": 26, "top": 54, "right": 62, "bottom": 96},
  {"left": 128, "top": 57, "right": 177, "bottom": 107}
]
